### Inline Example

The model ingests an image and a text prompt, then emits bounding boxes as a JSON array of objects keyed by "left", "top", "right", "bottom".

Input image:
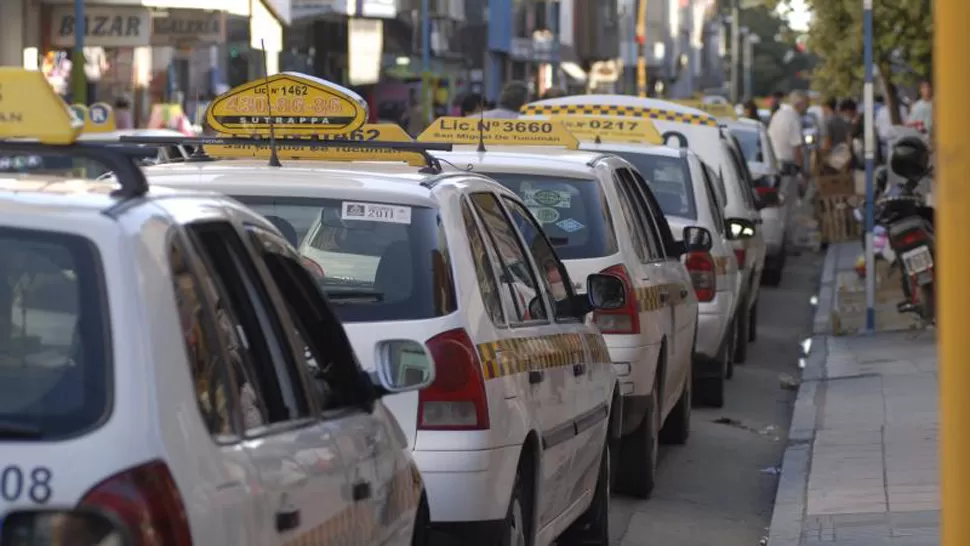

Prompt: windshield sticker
[
  {"left": 341, "top": 202, "right": 412, "bottom": 225},
  {"left": 556, "top": 218, "right": 585, "bottom": 233},
  {"left": 530, "top": 207, "right": 561, "bottom": 225},
  {"left": 522, "top": 188, "right": 572, "bottom": 209}
]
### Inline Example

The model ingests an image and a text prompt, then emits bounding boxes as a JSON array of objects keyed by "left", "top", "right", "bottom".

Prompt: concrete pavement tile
[
  {"left": 834, "top": 522, "right": 892, "bottom": 540},
  {"left": 807, "top": 500, "right": 888, "bottom": 515},
  {"left": 888, "top": 502, "right": 940, "bottom": 513},
  {"left": 886, "top": 485, "right": 939, "bottom": 496},
  {"left": 888, "top": 510, "right": 939, "bottom": 528},
  {"left": 829, "top": 512, "right": 891, "bottom": 527}
]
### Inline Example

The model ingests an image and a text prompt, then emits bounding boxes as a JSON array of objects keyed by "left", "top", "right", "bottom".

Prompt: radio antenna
[
  {"left": 477, "top": 71, "right": 487, "bottom": 153},
  {"left": 260, "top": 39, "right": 282, "bottom": 167}
]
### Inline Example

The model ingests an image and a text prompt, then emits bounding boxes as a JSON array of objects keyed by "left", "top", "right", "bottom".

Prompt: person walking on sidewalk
[
  {"left": 768, "top": 90, "right": 809, "bottom": 176},
  {"left": 478, "top": 81, "right": 530, "bottom": 119}
]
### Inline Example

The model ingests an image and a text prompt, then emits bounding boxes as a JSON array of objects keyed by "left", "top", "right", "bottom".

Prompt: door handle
[
  {"left": 275, "top": 508, "right": 301, "bottom": 532},
  {"left": 529, "top": 370, "right": 544, "bottom": 384},
  {"left": 352, "top": 480, "right": 372, "bottom": 502},
  {"left": 573, "top": 363, "right": 585, "bottom": 377}
]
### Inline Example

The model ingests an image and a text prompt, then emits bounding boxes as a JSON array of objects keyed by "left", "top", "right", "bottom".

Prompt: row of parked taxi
[{"left": 0, "top": 68, "right": 794, "bottom": 546}]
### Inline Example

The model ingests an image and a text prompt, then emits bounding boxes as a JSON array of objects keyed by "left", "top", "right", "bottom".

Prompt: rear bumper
[
  {"left": 604, "top": 335, "right": 661, "bottom": 399},
  {"left": 413, "top": 444, "right": 521, "bottom": 523},
  {"left": 696, "top": 293, "right": 732, "bottom": 360}
]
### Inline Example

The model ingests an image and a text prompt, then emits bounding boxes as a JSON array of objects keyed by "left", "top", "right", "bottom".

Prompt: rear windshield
[
  {"left": 485, "top": 173, "right": 619, "bottom": 260},
  {"left": 612, "top": 152, "right": 697, "bottom": 220},
  {"left": 234, "top": 196, "right": 457, "bottom": 323},
  {"left": 0, "top": 229, "right": 110, "bottom": 440},
  {"left": 730, "top": 128, "right": 764, "bottom": 163}
]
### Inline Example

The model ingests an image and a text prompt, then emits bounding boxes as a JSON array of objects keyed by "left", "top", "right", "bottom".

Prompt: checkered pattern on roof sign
[{"left": 520, "top": 104, "right": 718, "bottom": 127}]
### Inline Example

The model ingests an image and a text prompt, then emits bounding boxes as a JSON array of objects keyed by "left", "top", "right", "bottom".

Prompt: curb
[{"left": 766, "top": 244, "right": 838, "bottom": 546}]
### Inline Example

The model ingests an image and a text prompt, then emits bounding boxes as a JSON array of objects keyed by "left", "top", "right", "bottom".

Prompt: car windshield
[
  {"left": 0, "top": 229, "right": 109, "bottom": 440},
  {"left": 0, "top": 154, "right": 111, "bottom": 179},
  {"left": 730, "top": 128, "right": 764, "bottom": 163},
  {"left": 611, "top": 152, "right": 697, "bottom": 220},
  {"left": 233, "top": 196, "right": 456, "bottom": 323},
  {"left": 484, "top": 173, "right": 619, "bottom": 260}
]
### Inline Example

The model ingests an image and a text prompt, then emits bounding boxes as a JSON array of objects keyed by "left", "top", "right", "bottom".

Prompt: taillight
[
  {"left": 418, "top": 328, "right": 490, "bottom": 430},
  {"left": 592, "top": 264, "right": 641, "bottom": 334},
  {"left": 301, "top": 256, "right": 326, "bottom": 278},
  {"left": 897, "top": 229, "right": 927, "bottom": 247},
  {"left": 686, "top": 251, "right": 717, "bottom": 302},
  {"left": 80, "top": 460, "right": 192, "bottom": 546},
  {"left": 734, "top": 248, "right": 747, "bottom": 270}
]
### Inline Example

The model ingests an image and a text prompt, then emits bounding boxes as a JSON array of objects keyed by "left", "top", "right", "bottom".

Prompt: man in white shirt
[{"left": 768, "top": 90, "right": 809, "bottom": 173}]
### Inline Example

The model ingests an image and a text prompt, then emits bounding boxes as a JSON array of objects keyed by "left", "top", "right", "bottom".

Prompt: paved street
[{"left": 611, "top": 251, "right": 825, "bottom": 546}]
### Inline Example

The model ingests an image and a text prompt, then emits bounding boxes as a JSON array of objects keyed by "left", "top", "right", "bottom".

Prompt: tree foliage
[{"left": 738, "top": 5, "right": 815, "bottom": 96}]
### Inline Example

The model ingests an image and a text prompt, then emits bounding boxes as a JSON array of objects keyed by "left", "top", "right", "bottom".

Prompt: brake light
[
  {"left": 418, "top": 328, "right": 490, "bottom": 430},
  {"left": 734, "top": 248, "right": 747, "bottom": 270},
  {"left": 686, "top": 251, "right": 717, "bottom": 302},
  {"left": 80, "top": 460, "right": 192, "bottom": 546},
  {"left": 898, "top": 229, "right": 927, "bottom": 247},
  {"left": 592, "top": 264, "right": 641, "bottom": 334},
  {"left": 301, "top": 256, "right": 326, "bottom": 278}
]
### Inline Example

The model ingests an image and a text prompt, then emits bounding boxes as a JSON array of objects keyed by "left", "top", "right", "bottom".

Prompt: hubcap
[{"left": 510, "top": 495, "right": 526, "bottom": 546}]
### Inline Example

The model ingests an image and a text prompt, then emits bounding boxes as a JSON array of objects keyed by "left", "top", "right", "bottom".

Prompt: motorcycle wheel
[{"left": 919, "top": 283, "right": 936, "bottom": 323}]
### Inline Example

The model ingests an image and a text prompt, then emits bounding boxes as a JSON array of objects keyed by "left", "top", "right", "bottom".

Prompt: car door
[
  {"left": 248, "top": 224, "right": 419, "bottom": 545},
  {"left": 467, "top": 191, "right": 580, "bottom": 529},
  {"left": 628, "top": 167, "right": 696, "bottom": 365},
  {"left": 499, "top": 194, "right": 611, "bottom": 507},
  {"left": 701, "top": 165, "right": 742, "bottom": 303},
  {"left": 182, "top": 219, "right": 376, "bottom": 546},
  {"left": 167, "top": 234, "right": 267, "bottom": 546}
]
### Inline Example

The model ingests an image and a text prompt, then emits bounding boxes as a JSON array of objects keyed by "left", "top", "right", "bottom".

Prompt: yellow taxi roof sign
[
  {"left": 204, "top": 123, "right": 427, "bottom": 166},
  {"left": 416, "top": 117, "right": 578, "bottom": 149},
  {"left": 206, "top": 72, "right": 368, "bottom": 137},
  {"left": 0, "top": 68, "right": 82, "bottom": 145},
  {"left": 548, "top": 115, "right": 663, "bottom": 145},
  {"left": 671, "top": 99, "right": 737, "bottom": 120},
  {"left": 70, "top": 102, "right": 117, "bottom": 133}
]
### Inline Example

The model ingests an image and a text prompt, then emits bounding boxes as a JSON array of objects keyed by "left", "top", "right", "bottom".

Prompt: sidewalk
[{"left": 767, "top": 244, "right": 939, "bottom": 545}]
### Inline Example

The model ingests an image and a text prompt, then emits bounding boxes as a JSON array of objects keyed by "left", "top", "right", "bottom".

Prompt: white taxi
[
  {"left": 419, "top": 117, "right": 714, "bottom": 497},
  {"left": 0, "top": 69, "right": 433, "bottom": 546},
  {"left": 126, "top": 73, "right": 626, "bottom": 546},
  {"left": 522, "top": 96, "right": 764, "bottom": 366}
]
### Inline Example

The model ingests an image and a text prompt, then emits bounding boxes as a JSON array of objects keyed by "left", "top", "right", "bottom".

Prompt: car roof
[
  {"left": 578, "top": 142, "right": 687, "bottom": 159},
  {"left": 723, "top": 118, "right": 762, "bottom": 131},
  {"left": 141, "top": 159, "right": 476, "bottom": 207},
  {"left": 434, "top": 146, "right": 609, "bottom": 178},
  {"left": 524, "top": 94, "right": 714, "bottom": 118}
]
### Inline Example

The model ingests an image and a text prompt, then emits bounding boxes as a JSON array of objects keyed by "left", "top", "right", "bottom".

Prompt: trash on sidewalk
[{"left": 779, "top": 374, "right": 800, "bottom": 391}]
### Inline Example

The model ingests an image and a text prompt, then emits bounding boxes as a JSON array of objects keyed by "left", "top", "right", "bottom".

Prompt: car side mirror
[
  {"left": 586, "top": 273, "right": 627, "bottom": 311},
  {"left": 1, "top": 509, "right": 134, "bottom": 546},
  {"left": 371, "top": 340, "right": 436, "bottom": 396},
  {"left": 726, "top": 217, "right": 757, "bottom": 240},
  {"left": 682, "top": 225, "right": 713, "bottom": 253}
]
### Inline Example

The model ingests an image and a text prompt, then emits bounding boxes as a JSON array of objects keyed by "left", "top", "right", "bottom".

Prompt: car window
[
  {"left": 501, "top": 197, "right": 579, "bottom": 321},
  {"left": 461, "top": 201, "right": 506, "bottom": 326},
  {"left": 185, "top": 221, "right": 312, "bottom": 429},
  {"left": 613, "top": 171, "right": 662, "bottom": 261},
  {"left": 0, "top": 229, "right": 111, "bottom": 440},
  {"left": 485, "top": 173, "right": 619, "bottom": 260},
  {"left": 611, "top": 152, "right": 697, "bottom": 219},
  {"left": 725, "top": 139, "right": 760, "bottom": 211},
  {"left": 730, "top": 127, "right": 764, "bottom": 163},
  {"left": 169, "top": 238, "right": 240, "bottom": 440},
  {"left": 470, "top": 193, "right": 547, "bottom": 324},
  {"left": 701, "top": 165, "right": 727, "bottom": 235},
  {"left": 234, "top": 196, "right": 457, "bottom": 324},
  {"left": 247, "top": 226, "right": 368, "bottom": 412},
  {"left": 629, "top": 169, "right": 681, "bottom": 258}
]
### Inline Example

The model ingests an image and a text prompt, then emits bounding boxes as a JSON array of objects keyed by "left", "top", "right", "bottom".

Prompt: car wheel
[
  {"left": 660, "top": 373, "right": 691, "bottom": 445},
  {"left": 410, "top": 494, "right": 431, "bottom": 546},
  {"left": 725, "top": 319, "right": 736, "bottom": 380},
  {"left": 499, "top": 470, "right": 532, "bottom": 546},
  {"left": 615, "top": 377, "right": 660, "bottom": 498},
  {"left": 696, "top": 328, "right": 728, "bottom": 408},
  {"left": 762, "top": 265, "right": 783, "bottom": 286},
  {"left": 560, "top": 441, "right": 611, "bottom": 545},
  {"left": 748, "top": 299, "right": 759, "bottom": 343},
  {"left": 733, "top": 299, "right": 749, "bottom": 364}
]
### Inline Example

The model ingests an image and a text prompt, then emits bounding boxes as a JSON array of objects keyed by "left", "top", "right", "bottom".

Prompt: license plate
[{"left": 902, "top": 246, "right": 933, "bottom": 275}]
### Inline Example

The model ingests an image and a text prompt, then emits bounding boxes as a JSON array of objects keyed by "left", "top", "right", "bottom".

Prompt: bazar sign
[
  {"left": 151, "top": 9, "right": 226, "bottom": 46},
  {"left": 50, "top": 5, "right": 151, "bottom": 48}
]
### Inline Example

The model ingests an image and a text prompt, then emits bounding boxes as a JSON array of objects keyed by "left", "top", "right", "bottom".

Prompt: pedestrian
[
  {"left": 821, "top": 97, "right": 852, "bottom": 173},
  {"left": 742, "top": 99, "right": 760, "bottom": 122},
  {"left": 767, "top": 90, "right": 809, "bottom": 176},
  {"left": 479, "top": 81, "right": 530, "bottom": 119},
  {"left": 460, "top": 92, "right": 484, "bottom": 116},
  {"left": 768, "top": 90, "right": 785, "bottom": 119},
  {"left": 114, "top": 95, "right": 134, "bottom": 129},
  {"left": 907, "top": 79, "right": 933, "bottom": 136}
]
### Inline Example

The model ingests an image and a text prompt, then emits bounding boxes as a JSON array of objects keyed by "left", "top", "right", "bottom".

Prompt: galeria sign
[
  {"left": 417, "top": 117, "right": 578, "bottom": 148},
  {"left": 206, "top": 72, "right": 369, "bottom": 136},
  {"left": 549, "top": 115, "right": 663, "bottom": 144}
]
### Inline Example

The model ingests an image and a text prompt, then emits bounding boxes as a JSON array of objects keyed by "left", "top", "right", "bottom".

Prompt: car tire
[
  {"left": 748, "top": 299, "right": 759, "bottom": 343},
  {"left": 560, "top": 441, "right": 611, "bottom": 545},
  {"left": 696, "top": 328, "right": 728, "bottom": 408},
  {"left": 762, "top": 265, "right": 783, "bottom": 287},
  {"left": 660, "top": 374, "right": 690, "bottom": 445},
  {"left": 725, "top": 319, "right": 736, "bottom": 380},
  {"left": 498, "top": 468, "right": 533, "bottom": 546},
  {"left": 615, "top": 377, "right": 660, "bottom": 499},
  {"left": 410, "top": 494, "right": 432, "bottom": 546},
  {"left": 733, "top": 298, "right": 749, "bottom": 364}
]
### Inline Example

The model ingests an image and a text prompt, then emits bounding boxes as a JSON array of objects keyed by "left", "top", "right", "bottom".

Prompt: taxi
[
  {"left": 418, "top": 116, "right": 714, "bottom": 497},
  {"left": 521, "top": 95, "right": 764, "bottom": 366},
  {"left": 0, "top": 69, "right": 437, "bottom": 546},
  {"left": 125, "top": 73, "right": 625, "bottom": 546},
  {"left": 543, "top": 116, "right": 744, "bottom": 406}
]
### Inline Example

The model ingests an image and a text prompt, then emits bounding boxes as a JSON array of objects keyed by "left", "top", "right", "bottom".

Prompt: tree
[
  {"left": 772, "top": 0, "right": 932, "bottom": 123},
  {"left": 729, "top": 4, "right": 815, "bottom": 97}
]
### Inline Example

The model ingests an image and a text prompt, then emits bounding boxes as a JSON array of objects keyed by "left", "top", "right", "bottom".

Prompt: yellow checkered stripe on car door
[
  {"left": 282, "top": 503, "right": 365, "bottom": 546},
  {"left": 714, "top": 256, "right": 731, "bottom": 275},
  {"left": 632, "top": 282, "right": 691, "bottom": 312},
  {"left": 519, "top": 104, "right": 718, "bottom": 127},
  {"left": 583, "top": 333, "right": 611, "bottom": 364},
  {"left": 477, "top": 332, "right": 588, "bottom": 380}
]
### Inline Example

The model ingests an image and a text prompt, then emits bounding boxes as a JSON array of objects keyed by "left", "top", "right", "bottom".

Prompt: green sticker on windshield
[{"left": 529, "top": 206, "right": 561, "bottom": 225}]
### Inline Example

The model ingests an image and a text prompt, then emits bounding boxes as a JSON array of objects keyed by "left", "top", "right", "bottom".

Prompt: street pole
[
  {"left": 938, "top": 0, "right": 970, "bottom": 543},
  {"left": 636, "top": 0, "right": 648, "bottom": 97},
  {"left": 421, "top": 0, "right": 432, "bottom": 125},
  {"left": 70, "top": 0, "right": 86, "bottom": 104},
  {"left": 729, "top": 0, "right": 740, "bottom": 104},
  {"left": 742, "top": 30, "right": 755, "bottom": 100},
  {"left": 862, "top": 0, "right": 875, "bottom": 333},
  {"left": 546, "top": 0, "right": 558, "bottom": 89}
]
